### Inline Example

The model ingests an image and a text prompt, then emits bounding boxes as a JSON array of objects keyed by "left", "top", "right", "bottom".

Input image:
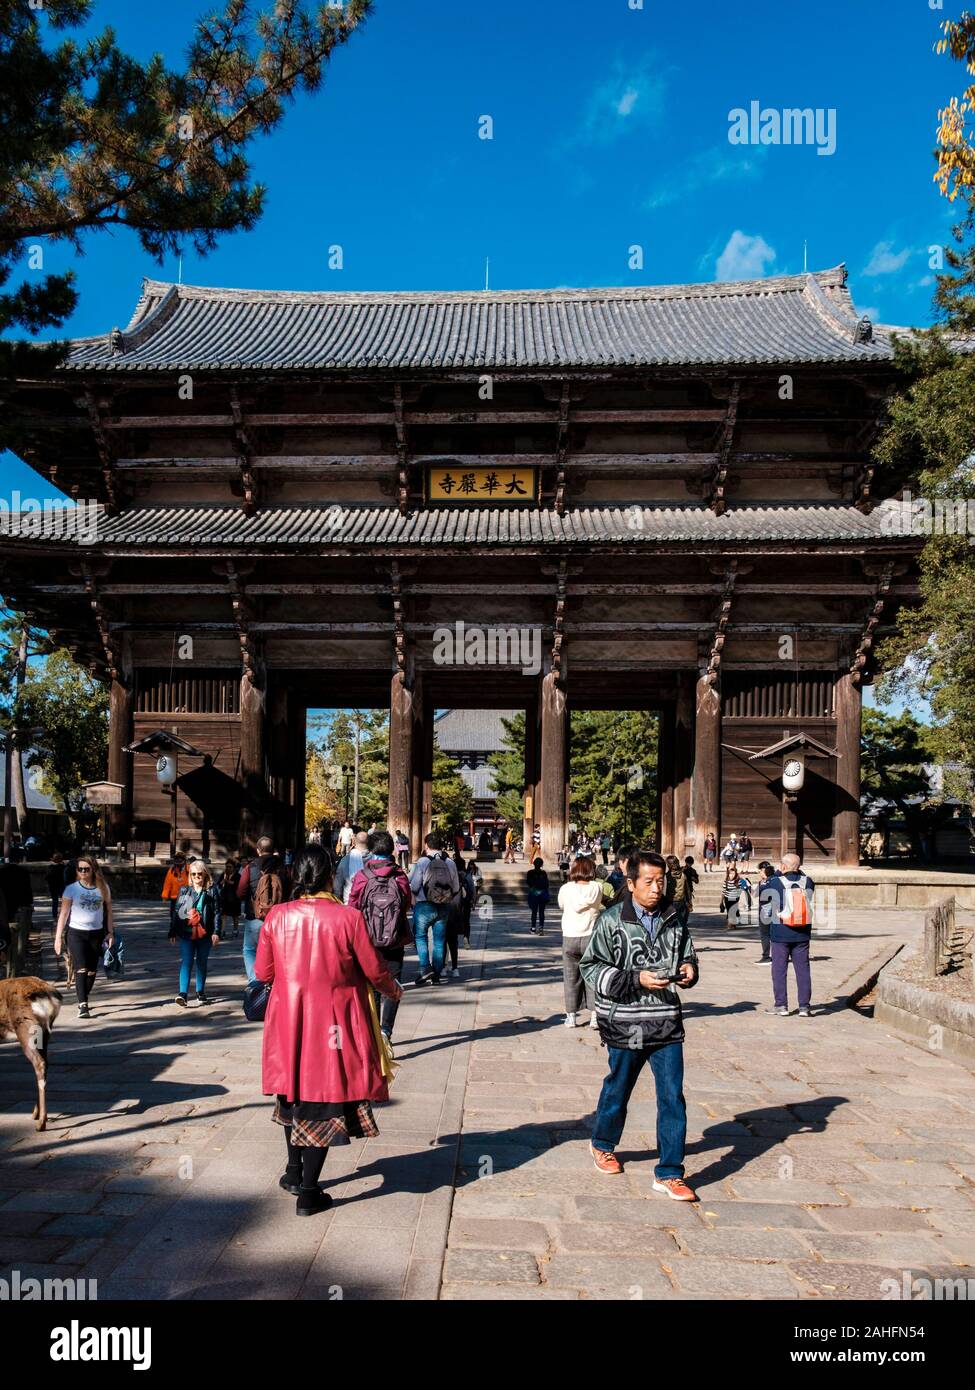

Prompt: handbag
[{"left": 243, "top": 977, "right": 271, "bottom": 1022}]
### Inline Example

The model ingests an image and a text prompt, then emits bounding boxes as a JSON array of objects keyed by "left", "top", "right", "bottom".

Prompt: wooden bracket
[
  {"left": 79, "top": 562, "right": 124, "bottom": 683},
  {"left": 81, "top": 389, "right": 119, "bottom": 512},
  {"left": 704, "top": 561, "right": 738, "bottom": 686},
  {"left": 229, "top": 388, "right": 258, "bottom": 515},
  {"left": 225, "top": 560, "right": 262, "bottom": 684},
  {"left": 554, "top": 382, "right": 571, "bottom": 516},
  {"left": 849, "top": 561, "right": 895, "bottom": 685},
  {"left": 551, "top": 559, "right": 568, "bottom": 683},
  {"left": 394, "top": 385, "right": 410, "bottom": 516},
  {"left": 708, "top": 380, "right": 740, "bottom": 515},
  {"left": 390, "top": 560, "right": 409, "bottom": 683}
]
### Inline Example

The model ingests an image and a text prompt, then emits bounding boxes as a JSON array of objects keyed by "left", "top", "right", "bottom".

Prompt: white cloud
[
  {"left": 568, "top": 56, "right": 667, "bottom": 147},
  {"left": 863, "top": 241, "right": 911, "bottom": 277},
  {"left": 616, "top": 88, "right": 640, "bottom": 117},
  {"left": 645, "top": 145, "right": 768, "bottom": 211},
  {"left": 858, "top": 306, "right": 880, "bottom": 322},
  {"left": 715, "top": 231, "right": 776, "bottom": 282}
]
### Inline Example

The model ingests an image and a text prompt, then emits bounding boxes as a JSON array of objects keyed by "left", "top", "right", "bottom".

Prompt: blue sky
[{"left": 3, "top": 0, "right": 959, "bottom": 715}]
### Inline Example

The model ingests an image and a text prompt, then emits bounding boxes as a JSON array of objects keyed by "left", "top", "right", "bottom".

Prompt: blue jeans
[
  {"left": 592, "top": 1040, "right": 686, "bottom": 1180},
  {"left": 242, "top": 919, "right": 261, "bottom": 984},
  {"left": 413, "top": 901, "right": 449, "bottom": 976},
  {"left": 178, "top": 936, "right": 213, "bottom": 995}
]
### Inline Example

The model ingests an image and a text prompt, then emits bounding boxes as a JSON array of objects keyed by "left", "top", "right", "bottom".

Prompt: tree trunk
[
  {"left": 11, "top": 622, "right": 28, "bottom": 833},
  {"left": 353, "top": 716, "right": 361, "bottom": 823}
]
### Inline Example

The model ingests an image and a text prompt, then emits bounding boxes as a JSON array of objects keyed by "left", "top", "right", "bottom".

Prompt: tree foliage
[
  {"left": 860, "top": 708, "right": 948, "bottom": 860},
  {"left": 935, "top": 11, "right": 975, "bottom": 203},
  {"left": 16, "top": 648, "right": 108, "bottom": 836},
  {"left": 875, "top": 22, "right": 975, "bottom": 802},
  {"left": 0, "top": 0, "right": 371, "bottom": 416},
  {"left": 488, "top": 709, "right": 659, "bottom": 844},
  {"left": 307, "top": 709, "right": 388, "bottom": 829}
]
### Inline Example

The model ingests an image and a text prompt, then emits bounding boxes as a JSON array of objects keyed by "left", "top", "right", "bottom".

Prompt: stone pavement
[
  {"left": 1, "top": 894, "right": 974, "bottom": 1301},
  {"left": 443, "top": 895, "right": 975, "bottom": 1299}
]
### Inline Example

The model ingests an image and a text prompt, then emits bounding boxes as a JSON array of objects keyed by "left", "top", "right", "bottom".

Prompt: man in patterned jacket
[{"left": 580, "top": 849, "right": 699, "bottom": 1201}]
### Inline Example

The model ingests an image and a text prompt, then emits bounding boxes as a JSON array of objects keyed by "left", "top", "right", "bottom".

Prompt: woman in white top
[
  {"left": 557, "top": 855, "right": 604, "bottom": 1029},
  {"left": 54, "top": 855, "right": 114, "bottom": 1018}
]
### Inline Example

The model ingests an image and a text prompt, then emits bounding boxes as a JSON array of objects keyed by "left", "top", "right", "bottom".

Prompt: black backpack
[{"left": 358, "top": 862, "right": 404, "bottom": 948}]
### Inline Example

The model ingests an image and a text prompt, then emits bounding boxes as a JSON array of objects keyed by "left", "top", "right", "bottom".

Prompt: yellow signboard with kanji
[{"left": 426, "top": 466, "right": 537, "bottom": 503}]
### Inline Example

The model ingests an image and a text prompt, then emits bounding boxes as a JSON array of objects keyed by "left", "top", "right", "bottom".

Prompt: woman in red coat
[{"left": 255, "top": 843, "right": 402, "bottom": 1216}]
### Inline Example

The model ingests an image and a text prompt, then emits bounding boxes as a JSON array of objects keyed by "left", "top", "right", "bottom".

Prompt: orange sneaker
[
  {"left": 590, "top": 1144, "right": 623, "bottom": 1175},
  {"left": 652, "top": 1177, "right": 697, "bottom": 1201}
]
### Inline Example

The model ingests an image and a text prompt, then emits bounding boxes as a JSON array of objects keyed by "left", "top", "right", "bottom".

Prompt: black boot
[
  {"left": 295, "top": 1147, "right": 330, "bottom": 1215},
  {"left": 279, "top": 1125, "right": 302, "bottom": 1195}
]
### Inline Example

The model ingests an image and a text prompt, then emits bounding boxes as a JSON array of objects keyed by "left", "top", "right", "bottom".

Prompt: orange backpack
[{"left": 778, "top": 876, "right": 812, "bottom": 927}]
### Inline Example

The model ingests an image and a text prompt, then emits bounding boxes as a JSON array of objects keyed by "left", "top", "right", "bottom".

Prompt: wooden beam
[
  {"left": 80, "top": 389, "right": 119, "bottom": 511},
  {"left": 708, "top": 382, "right": 740, "bottom": 515},
  {"left": 393, "top": 385, "right": 410, "bottom": 516},
  {"left": 849, "top": 561, "right": 895, "bottom": 684},
  {"left": 225, "top": 561, "right": 261, "bottom": 683},
  {"left": 554, "top": 383, "right": 570, "bottom": 515},
  {"left": 229, "top": 389, "right": 258, "bottom": 515}
]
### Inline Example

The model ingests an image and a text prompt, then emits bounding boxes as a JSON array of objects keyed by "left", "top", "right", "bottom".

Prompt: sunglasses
[{"left": 77, "top": 866, "right": 94, "bottom": 873}]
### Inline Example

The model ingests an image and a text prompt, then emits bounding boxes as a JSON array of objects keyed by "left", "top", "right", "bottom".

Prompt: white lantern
[
  {"left": 156, "top": 753, "right": 178, "bottom": 785},
  {"left": 782, "top": 752, "right": 805, "bottom": 794}
]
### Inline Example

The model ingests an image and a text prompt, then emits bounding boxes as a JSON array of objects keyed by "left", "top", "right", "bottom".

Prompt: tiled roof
[
  {"left": 59, "top": 267, "right": 902, "bottom": 371},
  {"left": 458, "top": 765, "right": 501, "bottom": 801},
  {"left": 45, "top": 500, "right": 912, "bottom": 549},
  {"left": 435, "top": 710, "right": 518, "bottom": 753}
]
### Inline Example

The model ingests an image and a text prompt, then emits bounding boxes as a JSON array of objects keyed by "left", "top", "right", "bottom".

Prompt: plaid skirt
[{"left": 272, "top": 1096, "right": 379, "bottom": 1148}]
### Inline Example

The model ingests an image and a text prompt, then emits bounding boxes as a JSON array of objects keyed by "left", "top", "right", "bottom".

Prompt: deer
[{"left": 0, "top": 977, "right": 63, "bottom": 1131}]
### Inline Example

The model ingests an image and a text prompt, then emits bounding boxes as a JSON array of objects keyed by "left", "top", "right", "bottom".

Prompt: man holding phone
[{"left": 580, "top": 850, "right": 699, "bottom": 1200}]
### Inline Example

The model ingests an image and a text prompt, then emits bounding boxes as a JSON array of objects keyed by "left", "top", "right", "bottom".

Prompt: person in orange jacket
[{"left": 161, "top": 853, "right": 188, "bottom": 926}]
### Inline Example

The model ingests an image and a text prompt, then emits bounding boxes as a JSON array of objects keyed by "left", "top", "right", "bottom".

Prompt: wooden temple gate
[{"left": 0, "top": 267, "right": 922, "bottom": 865}]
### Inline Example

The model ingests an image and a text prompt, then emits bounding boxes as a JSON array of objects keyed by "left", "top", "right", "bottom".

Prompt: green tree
[
  {"left": 0, "top": 608, "right": 55, "bottom": 832},
  {"left": 860, "top": 708, "right": 938, "bottom": 860},
  {"left": 17, "top": 648, "right": 108, "bottom": 838},
  {"left": 0, "top": 0, "right": 370, "bottom": 423},
  {"left": 488, "top": 711, "right": 527, "bottom": 827},
  {"left": 569, "top": 710, "right": 659, "bottom": 843},
  {"left": 874, "top": 21, "right": 975, "bottom": 802},
  {"left": 487, "top": 709, "right": 659, "bottom": 843},
  {"left": 308, "top": 709, "right": 388, "bottom": 827}
]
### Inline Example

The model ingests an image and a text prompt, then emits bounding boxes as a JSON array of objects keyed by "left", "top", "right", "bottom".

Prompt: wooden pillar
[
  {"left": 410, "top": 677, "right": 431, "bottom": 859},
  {"left": 291, "top": 697, "right": 306, "bottom": 848},
  {"left": 267, "top": 679, "right": 291, "bottom": 848},
  {"left": 674, "top": 673, "right": 694, "bottom": 855},
  {"left": 659, "top": 705, "right": 675, "bottom": 856},
  {"left": 523, "top": 698, "right": 539, "bottom": 851},
  {"left": 538, "top": 670, "right": 568, "bottom": 862},
  {"left": 239, "top": 666, "right": 267, "bottom": 853},
  {"left": 835, "top": 671, "right": 861, "bottom": 866},
  {"left": 388, "top": 670, "right": 414, "bottom": 841},
  {"left": 692, "top": 674, "right": 721, "bottom": 857},
  {"left": 107, "top": 673, "right": 133, "bottom": 844}
]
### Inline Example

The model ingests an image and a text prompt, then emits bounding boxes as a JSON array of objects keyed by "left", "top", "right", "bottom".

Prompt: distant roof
[
  {"left": 458, "top": 764, "right": 499, "bottom": 800},
  {"left": 57, "top": 266, "right": 906, "bottom": 372},
  {"left": 435, "top": 709, "right": 517, "bottom": 753},
  {"left": 6, "top": 500, "right": 921, "bottom": 551}
]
